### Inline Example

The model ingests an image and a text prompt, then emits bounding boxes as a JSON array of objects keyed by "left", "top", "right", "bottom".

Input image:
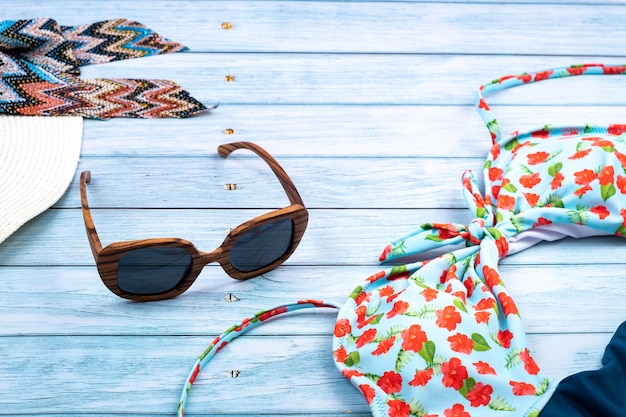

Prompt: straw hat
[{"left": 0, "top": 116, "right": 83, "bottom": 244}]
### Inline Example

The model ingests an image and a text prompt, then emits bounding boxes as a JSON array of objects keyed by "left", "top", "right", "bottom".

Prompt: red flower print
[
  {"left": 532, "top": 217, "right": 552, "bottom": 228},
  {"left": 519, "top": 173, "right": 541, "bottom": 188},
  {"left": 602, "top": 65, "right": 626, "bottom": 74},
  {"left": 575, "top": 168, "right": 598, "bottom": 185},
  {"left": 387, "top": 399, "right": 411, "bottom": 417},
  {"left": 550, "top": 171, "right": 564, "bottom": 190},
  {"left": 342, "top": 369, "right": 364, "bottom": 378},
  {"left": 366, "top": 270, "right": 386, "bottom": 283},
  {"left": 598, "top": 166, "right": 615, "bottom": 186},
  {"left": 490, "top": 143, "right": 501, "bottom": 160},
  {"left": 497, "top": 194, "right": 516, "bottom": 211},
  {"left": 189, "top": 363, "right": 201, "bottom": 385},
  {"left": 566, "top": 66, "right": 588, "bottom": 76},
  {"left": 583, "top": 136, "right": 614, "bottom": 148},
  {"left": 496, "top": 329, "right": 514, "bottom": 348},
  {"left": 441, "top": 357, "right": 469, "bottom": 390},
  {"left": 618, "top": 175, "right": 626, "bottom": 194},
  {"left": 448, "top": 333, "right": 474, "bottom": 354},
  {"left": 483, "top": 265, "right": 501, "bottom": 289},
  {"left": 498, "top": 292, "right": 519, "bottom": 316},
  {"left": 379, "top": 244, "right": 392, "bottom": 262},
  {"left": 473, "top": 361, "right": 497, "bottom": 375},
  {"left": 467, "top": 382, "right": 493, "bottom": 407},
  {"left": 510, "top": 381, "right": 537, "bottom": 396},
  {"left": 489, "top": 167, "right": 504, "bottom": 181},
  {"left": 478, "top": 98, "right": 490, "bottom": 110},
  {"left": 379, "top": 285, "right": 395, "bottom": 298},
  {"left": 474, "top": 311, "right": 491, "bottom": 324},
  {"left": 615, "top": 150, "right": 626, "bottom": 167},
  {"left": 356, "top": 328, "right": 377, "bottom": 348},
  {"left": 334, "top": 346, "right": 348, "bottom": 362},
  {"left": 520, "top": 348, "right": 541, "bottom": 375},
  {"left": 409, "top": 368, "right": 434, "bottom": 387},
  {"left": 436, "top": 306, "right": 462, "bottom": 331},
  {"left": 590, "top": 206, "right": 610, "bottom": 220},
  {"left": 401, "top": 324, "right": 428, "bottom": 352},
  {"left": 378, "top": 370, "right": 403, "bottom": 394},
  {"left": 387, "top": 300, "right": 409, "bottom": 318},
  {"left": 491, "top": 185, "right": 501, "bottom": 199},
  {"left": 372, "top": 336, "right": 396, "bottom": 355},
  {"left": 523, "top": 193, "right": 540, "bottom": 206},
  {"left": 569, "top": 148, "right": 592, "bottom": 160},
  {"left": 422, "top": 287, "right": 438, "bottom": 301},
  {"left": 360, "top": 384, "right": 376, "bottom": 405},
  {"left": 444, "top": 403, "right": 471, "bottom": 417},
  {"left": 531, "top": 129, "right": 551, "bottom": 138},
  {"left": 334, "top": 318, "right": 352, "bottom": 337},
  {"left": 527, "top": 151, "right": 550, "bottom": 165},
  {"left": 608, "top": 124, "right": 626, "bottom": 135},
  {"left": 464, "top": 277, "right": 475, "bottom": 297},
  {"left": 574, "top": 185, "right": 592, "bottom": 197},
  {"left": 355, "top": 290, "right": 370, "bottom": 306},
  {"left": 476, "top": 297, "right": 496, "bottom": 310},
  {"left": 517, "top": 73, "right": 532, "bottom": 83},
  {"left": 259, "top": 306, "right": 288, "bottom": 322},
  {"left": 534, "top": 70, "right": 554, "bottom": 81}
]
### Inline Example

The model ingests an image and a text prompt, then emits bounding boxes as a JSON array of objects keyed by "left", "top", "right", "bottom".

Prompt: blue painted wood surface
[{"left": 1, "top": 1, "right": 626, "bottom": 416}]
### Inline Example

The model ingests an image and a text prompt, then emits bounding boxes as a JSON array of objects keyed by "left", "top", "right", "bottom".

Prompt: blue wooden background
[{"left": 1, "top": 1, "right": 626, "bottom": 416}]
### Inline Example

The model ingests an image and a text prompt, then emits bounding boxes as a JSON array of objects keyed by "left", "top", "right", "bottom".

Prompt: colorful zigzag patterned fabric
[{"left": 0, "top": 18, "right": 208, "bottom": 118}]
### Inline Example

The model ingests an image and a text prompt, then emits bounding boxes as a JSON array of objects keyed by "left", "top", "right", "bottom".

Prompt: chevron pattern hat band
[
  {"left": 0, "top": 18, "right": 207, "bottom": 118},
  {"left": 0, "top": 115, "right": 83, "bottom": 245}
]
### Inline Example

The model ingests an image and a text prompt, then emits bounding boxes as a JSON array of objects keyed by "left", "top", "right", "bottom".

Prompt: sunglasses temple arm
[
  {"left": 79, "top": 171, "right": 104, "bottom": 258},
  {"left": 218, "top": 142, "right": 305, "bottom": 206}
]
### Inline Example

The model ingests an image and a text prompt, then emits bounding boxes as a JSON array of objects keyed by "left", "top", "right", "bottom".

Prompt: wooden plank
[
  {"left": 6, "top": 2, "right": 626, "bottom": 55},
  {"left": 2, "top": 208, "right": 626, "bottom": 267},
  {"left": 0, "top": 333, "right": 614, "bottom": 414},
  {"left": 0, "top": 264, "right": 625, "bottom": 336},
  {"left": 80, "top": 105, "right": 626, "bottom": 158},
  {"left": 77, "top": 53, "right": 626, "bottom": 105}
]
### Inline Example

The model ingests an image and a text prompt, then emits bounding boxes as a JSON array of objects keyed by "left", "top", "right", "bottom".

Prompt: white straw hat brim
[{"left": 0, "top": 115, "right": 83, "bottom": 244}]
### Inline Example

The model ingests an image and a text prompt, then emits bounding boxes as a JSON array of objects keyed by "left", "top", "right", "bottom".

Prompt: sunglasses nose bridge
[{"left": 196, "top": 248, "right": 225, "bottom": 268}]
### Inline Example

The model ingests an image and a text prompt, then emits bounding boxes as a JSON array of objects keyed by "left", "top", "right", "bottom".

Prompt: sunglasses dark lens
[
  {"left": 116, "top": 247, "right": 192, "bottom": 295},
  {"left": 229, "top": 217, "right": 294, "bottom": 273}
]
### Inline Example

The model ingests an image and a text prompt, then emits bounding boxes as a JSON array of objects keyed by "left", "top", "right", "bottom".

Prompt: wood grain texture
[{"left": 2, "top": 0, "right": 626, "bottom": 416}]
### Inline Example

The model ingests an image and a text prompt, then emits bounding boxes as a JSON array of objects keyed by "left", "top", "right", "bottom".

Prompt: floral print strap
[
  {"left": 476, "top": 64, "right": 626, "bottom": 144},
  {"left": 177, "top": 300, "right": 340, "bottom": 417}
]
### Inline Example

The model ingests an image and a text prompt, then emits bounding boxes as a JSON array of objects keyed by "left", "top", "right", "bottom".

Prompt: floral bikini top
[{"left": 176, "top": 64, "right": 626, "bottom": 417}]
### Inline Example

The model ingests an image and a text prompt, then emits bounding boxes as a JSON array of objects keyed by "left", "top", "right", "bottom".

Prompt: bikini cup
[{"left": 177, "top": 64, "right": 626, "bottom": 417}]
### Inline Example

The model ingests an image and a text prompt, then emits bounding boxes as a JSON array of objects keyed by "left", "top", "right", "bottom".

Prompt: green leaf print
[
  {"left": 453, "top": 298, "right": 468, "bottom": 314},
  {"left": 425, "top": 234, "right": 444, "bottom": 243},
  {"left": 547, "top": 162, "right": 563, "bottom": 177},
  {"left": 601, "top": 183, "right": 616, "bottom": 201},
  {"left": 505, "top": 347, "right": 524, "bottom": 369},
  {"left": 443, "top": 252, "right": 457, "bottom": 265},
  {"left": 396, "top": 348, "right": 413, "bottom": 372},
  {"left": 487, "top": 119, "right": 501, "bottom": 136},
  {"left": 418, "top": 340, "right": 436, "bottom": 364},
  {"left": 568, "top": 209, "right": 589, "bottom": 225},
  {"left": 471, "top": 333, "right": 491, "bottom": 351},
  {"left": 502, "top": 182, "right": 518, "bottom": 193},
  {"left": 390, "top": 240, "right": 407, "bottom": 258},
  {"left": 390, "top": 265, "right": 407, "bottom": 276},
  {"left": 349, "top": 286, "right": 364, "bottom": 301},
  {"left": 535, "top": 377, "right": 551, "bottom": 396},
  {"left": 458, "top": 377, "right": 476, "bottom": 398},
  {"left": 504, "top": 138, "right": 520, "bottom": 151},
  {"left": 543, "top": 193, "right": 564, "bottom": 208},
  {"left": 488, "top": 396, "right": 517, "bottom": 412},
  {"left": 345, "top": 351, "right": 360, "bottom": 367},
  {"left": 476, "top": 206, "right": 488, "bottom": 219}
]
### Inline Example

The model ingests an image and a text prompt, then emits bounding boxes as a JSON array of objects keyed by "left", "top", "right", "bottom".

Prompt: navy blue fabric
[{"left": 539, "top": 320, "right": 626, "bottom": 417}]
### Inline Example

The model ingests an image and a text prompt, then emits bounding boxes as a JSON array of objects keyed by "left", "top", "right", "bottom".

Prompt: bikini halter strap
[
  {"left": 176, "top": 299, "right": 341, "bottom": 416},
  {"left": 476, "top": 63, "right": 626, "bottom": 145}
]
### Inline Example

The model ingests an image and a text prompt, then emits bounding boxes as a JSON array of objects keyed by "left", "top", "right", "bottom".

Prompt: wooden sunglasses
[{"left": 79, "top": 142, "right": 308, "bottom": 301}]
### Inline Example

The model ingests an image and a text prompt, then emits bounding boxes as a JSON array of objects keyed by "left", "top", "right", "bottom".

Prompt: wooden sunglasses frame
[{"left": 79, "top": 141, "right": 308, "bottom": 302}]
